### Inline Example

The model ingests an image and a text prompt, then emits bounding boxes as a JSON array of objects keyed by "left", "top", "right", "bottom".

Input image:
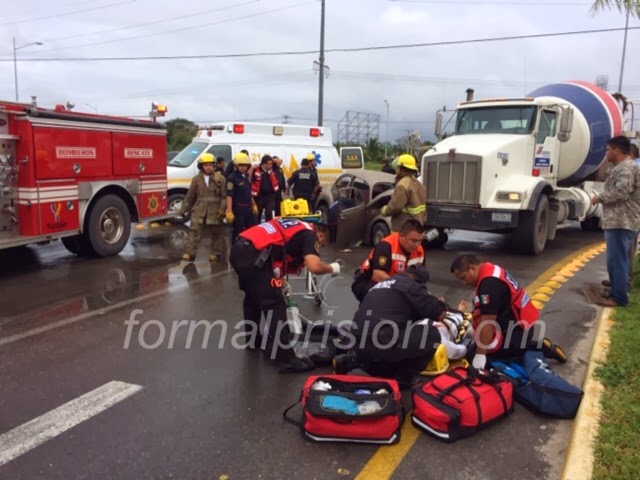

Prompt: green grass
[
  {"left": 592, "top": 257, "right": 640, "bottom": 480},
  {"left": 365, "top": 161, "right": 381, "bottom": 171}
]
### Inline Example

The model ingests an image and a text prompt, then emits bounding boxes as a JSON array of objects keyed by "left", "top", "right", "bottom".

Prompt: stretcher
[{"left": 278, "top": 199, "right": 325, "bottom": 306}]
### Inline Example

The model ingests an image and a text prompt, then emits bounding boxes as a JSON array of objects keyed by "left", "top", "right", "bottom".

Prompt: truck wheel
[
  {"left": 61, "top": 235, "right": 95, "bottom": 256},
  {"left": 168, "top": 193, "right": 189, "bottom": 225},
  {"left": 423, "top": 229, "right": 449, "bottom": 250},
  {"left": 580, "top": 217, "right": 602, "bottom": 232},
  {"left": 515, "top": 195, "right": 550, "bottom": 255},
  {"left": 85, "top": 194, "right": 131, "bottom": 257},
  {"left": 371, "top": 221, "right": 390, "bottom": 246}
]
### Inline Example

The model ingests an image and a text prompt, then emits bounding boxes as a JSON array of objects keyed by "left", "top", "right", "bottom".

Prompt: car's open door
[
  {"left": 335, "top": 187, "right": 368, "bottom": 248},
  {"left": 339, "top": 146, "right": 365, "bottom": 171}
]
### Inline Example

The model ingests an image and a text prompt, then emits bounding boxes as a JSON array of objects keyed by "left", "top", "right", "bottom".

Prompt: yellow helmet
[
  {"left": 233, "top": 152, "right": 251, "bottom": 166},
  {"left": 198, "top": 153, "right": 216, "bottom": 165},
  {"left": 304, "top": 153, "right": 316, "bottom": 161},
  {"left": 397, "top": 154, "right": 418, "bottom": 171}
]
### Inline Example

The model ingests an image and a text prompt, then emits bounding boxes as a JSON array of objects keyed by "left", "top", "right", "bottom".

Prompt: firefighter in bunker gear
[
  {"left": 450, "top": 254, "right": 567, "bottom": 370},
  {"left": 229, "top": 219, "right": 339, "bottom": 373},
  {"left": 180, "top": 153, "right": 227, "bottom": 262},
  {"left": 380, "top": 154, "right": 427, "bottom": 233}
]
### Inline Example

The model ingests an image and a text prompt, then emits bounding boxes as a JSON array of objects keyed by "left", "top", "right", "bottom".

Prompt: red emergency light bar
[
  {"left": 233, "top": 124, "right": 244, "bottom": 134},
  {"left": 310, "top": 128, "right": 320, "bottom": 137},
  {"left": 532, "top": 168, "right": 541, "bottom": 177}
]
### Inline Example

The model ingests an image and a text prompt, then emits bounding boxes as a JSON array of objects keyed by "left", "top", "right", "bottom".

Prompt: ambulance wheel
[
  {"left": 514, "top": 194, "right": 549, "bottom": 255},
  {"left": 62, "top": 235, "right": 95, "bottom": 256},
  {"left": 371, "top": 221, "right": 390, "bottom": 246},
  {"left": 168, "top": 193, "right": 189, "bottom": 225},
  {"left": 85, "top": 194, "right": 131, "bottom": 257}
]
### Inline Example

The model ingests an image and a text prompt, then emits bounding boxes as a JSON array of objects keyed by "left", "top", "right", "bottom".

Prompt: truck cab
[{"left": 423, "top": 89, "right": 603, "bottom": 255}]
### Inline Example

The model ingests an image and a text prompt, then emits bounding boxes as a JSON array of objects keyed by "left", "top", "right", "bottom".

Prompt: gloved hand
[
  {"left": 380, "top": 205, "right": 390, "bottom": 217},
  {"left": 225, "top": 211, "right": 235, "bottom": 224},
  {"left": 330, "top": 262, "right": 341, "bottom": 276},
  {"left": 472, "top": 354, "right": 487, "bottom": 370},
  {"left": 252, "top": 203, "right": 258, "bottom": 215}
]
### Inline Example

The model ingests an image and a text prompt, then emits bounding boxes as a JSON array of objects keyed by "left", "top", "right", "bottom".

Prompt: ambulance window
[
  {"left": 168, "top": 141, "right": 208, "bottom": 168},
  {"left": 341, "top": 148, "right": 363, "bottom": 169},
  {"left": 206, "top": 145, "right": 232, "bottom": 166}
]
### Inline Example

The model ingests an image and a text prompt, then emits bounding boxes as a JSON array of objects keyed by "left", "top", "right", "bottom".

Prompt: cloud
[{"left": 0, "top": 0, "right": 637, "bottom": 143}]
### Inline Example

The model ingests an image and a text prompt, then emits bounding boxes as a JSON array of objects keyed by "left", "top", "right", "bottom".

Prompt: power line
[
  {"left": 27, "top": 0, "right": 316, "bottom": 54},
  {"left": 0, "top": 0, "right": 136, "bottom": 26},
  {"left": 35, "top": 0, "right": 260, "bottom": 45},
  {"left": 3, "top": 26, "right": 638, "bottom": 62}
]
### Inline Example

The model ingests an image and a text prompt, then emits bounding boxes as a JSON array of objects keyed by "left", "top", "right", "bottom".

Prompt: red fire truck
[{"left": 0, "top": 100, "right": 168, "bottom": 257}]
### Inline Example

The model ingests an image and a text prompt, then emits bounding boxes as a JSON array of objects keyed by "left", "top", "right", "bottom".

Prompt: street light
[
  {"left": 384, "top": 100, "right": 390, "bottom": 158},
  {"left": 13, "top": 37, "right": 43, "bottom": 102}
]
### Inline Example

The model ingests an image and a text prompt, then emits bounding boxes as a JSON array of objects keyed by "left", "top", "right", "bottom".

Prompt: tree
[
  {"left": 164, "top": 118, "right": 198, "bottom": 151},
  {"left": 591, "top": 0, "right": 640, "bottom": 17},
  {"left": 363, "top": 138, "right": 386, "bottom": 164}
]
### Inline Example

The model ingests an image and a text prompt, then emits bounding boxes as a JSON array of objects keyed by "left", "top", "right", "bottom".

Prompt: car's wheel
[
  {"left": 317, "top": 203, "right": 329, "bottom": 223},
  {"left": 370, "top": 221, "right": 390, "bottom": 246},
  {"left": 168, "top": 192, "right": 189, "bottom": 225},
  {"left": 85, "top": 194, "right": 131, "bottom": 258}
]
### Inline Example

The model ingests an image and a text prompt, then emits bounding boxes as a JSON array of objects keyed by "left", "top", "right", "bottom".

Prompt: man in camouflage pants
[
  {"left": 180, "top": 153, "right": 227, "bottom": 262},
  {"left": 591, "top": 136, "right": 640, "bottom": 307}
]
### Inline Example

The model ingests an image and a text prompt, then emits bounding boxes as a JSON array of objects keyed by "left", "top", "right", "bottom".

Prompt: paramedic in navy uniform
[{"left": 226, "top": 152, "right": 258, "bottom": 242}]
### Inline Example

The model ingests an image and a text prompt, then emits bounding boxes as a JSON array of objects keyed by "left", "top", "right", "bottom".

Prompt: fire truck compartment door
[
  {"left": 113, "top": 132, "right": 166, "bottom": 175},
  {"left": 33, "top": 127, "right": 112, "bottom": 179}
]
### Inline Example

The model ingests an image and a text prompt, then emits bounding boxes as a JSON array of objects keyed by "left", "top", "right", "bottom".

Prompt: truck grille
[{"left": 424, "top": 153, "right": 482, "bottom": 205}]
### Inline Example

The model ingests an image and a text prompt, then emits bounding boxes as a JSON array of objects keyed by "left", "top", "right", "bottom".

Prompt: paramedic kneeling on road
[
  {"left": 229, "top": 219, "right": 339, "bottom": 373},
  {"left": 335, "top": 265, "right": 448, "bottom": 383},
  {"left": 450, "top": 255, "right": 566, "bottom": 369},
  {"left": 352, "top": 219, "right": 425, "bottom": 302}
]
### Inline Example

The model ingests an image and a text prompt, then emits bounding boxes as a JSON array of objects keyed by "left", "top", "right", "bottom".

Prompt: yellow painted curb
[
  {"left": 561, "top": 308, "right": 615, "bottom": 480},
  {"left": 537, "top": 286, "right": 556, "bottom": 295},
  {"left": 551, "top": 275, "right": 569, "bottom": 284},
  {"left": 531, "top": 300, "right": 545, "bottom": 309},
  {"left": 532, "top": 293, "right": 551, "bottom": 302}
]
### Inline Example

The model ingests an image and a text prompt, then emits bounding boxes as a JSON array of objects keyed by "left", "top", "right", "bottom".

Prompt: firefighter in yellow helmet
[
  {"left": 380, "top": 154, "right": 427, "bottom": 232},
  {"left": 180, "top": 153, "right": 227, "bottom": 262},
  {"left": 226, "top": 152, "right": 259, "bottom": 241}
]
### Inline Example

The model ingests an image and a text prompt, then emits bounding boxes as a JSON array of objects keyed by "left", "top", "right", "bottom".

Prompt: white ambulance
[{"left": 166, "top": 122, "right": 364, "bottom": 222}]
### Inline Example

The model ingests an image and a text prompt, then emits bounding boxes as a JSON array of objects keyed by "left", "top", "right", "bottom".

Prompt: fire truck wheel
[
  {"left": 61, "top": 235, "right": 95, "bottom": 256},
  {"left": 86, "top": 194, "right": 131, "bottom": 257},
  {"left": 168, "top": 193, "right": 189, "bottom": 225}
]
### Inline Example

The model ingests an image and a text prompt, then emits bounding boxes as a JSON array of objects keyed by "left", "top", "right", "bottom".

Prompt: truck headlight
[{"left": 497, "top": 192, "right": 522, "bottom": 202}]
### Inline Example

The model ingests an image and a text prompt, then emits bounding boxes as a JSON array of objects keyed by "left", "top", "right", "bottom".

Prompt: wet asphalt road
[{"left": 0, "top": 223, "right": 605, "bottom": 480}]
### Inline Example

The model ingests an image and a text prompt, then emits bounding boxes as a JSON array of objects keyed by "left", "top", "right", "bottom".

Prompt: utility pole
[
  {"left": 384, "top": 100, "right": 390, "bottom": 158},
  {"left": 317, "top": 0, "right": 326, "bottom": 126},
  {"left": 618, "top": 9, "right": 630, "bottom": 93}
]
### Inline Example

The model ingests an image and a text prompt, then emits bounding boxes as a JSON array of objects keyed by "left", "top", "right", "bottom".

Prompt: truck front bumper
[{"left": 426, "top": 204, "right": 520, "bottom": 232}]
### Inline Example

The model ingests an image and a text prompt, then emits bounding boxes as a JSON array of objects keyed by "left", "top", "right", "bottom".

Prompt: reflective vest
[
  {"left": 472, "top": 262, "right": 539, "bottom": 352},
  {"left": 251, "top": 168, "right": 280, "bottom": 197},
  {"left": 239, "top": 218, "right": 315, "bottom": 278},
  {"left": 360, "top": 233, "right": 425, "bottom": 276}
]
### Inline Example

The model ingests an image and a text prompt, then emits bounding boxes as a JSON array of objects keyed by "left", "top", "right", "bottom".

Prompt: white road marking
[
  {"left": 0, "top": 264, "right": 232, "bottom": 347},
  {"left": 0, "top": 381, "right": 142, "bottom": 467}
]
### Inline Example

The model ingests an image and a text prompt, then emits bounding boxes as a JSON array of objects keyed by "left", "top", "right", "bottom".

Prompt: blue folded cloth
[{"left": 321, "top": 395, "right": 360, "bottom": 415}]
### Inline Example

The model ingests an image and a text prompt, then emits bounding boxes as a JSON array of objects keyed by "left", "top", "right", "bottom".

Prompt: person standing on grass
[{"left": 592, "top": 136, "right": 640, "bottom": 307}]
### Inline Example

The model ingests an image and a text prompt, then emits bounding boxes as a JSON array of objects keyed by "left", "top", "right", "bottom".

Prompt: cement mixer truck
[{"left": 422, "top": 80, "right": 639, "bottom": 255}]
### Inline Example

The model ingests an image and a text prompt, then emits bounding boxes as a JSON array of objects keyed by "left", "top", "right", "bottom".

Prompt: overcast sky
[{"left": 0, "top": 0, "right": 638, "bottom": 143}]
